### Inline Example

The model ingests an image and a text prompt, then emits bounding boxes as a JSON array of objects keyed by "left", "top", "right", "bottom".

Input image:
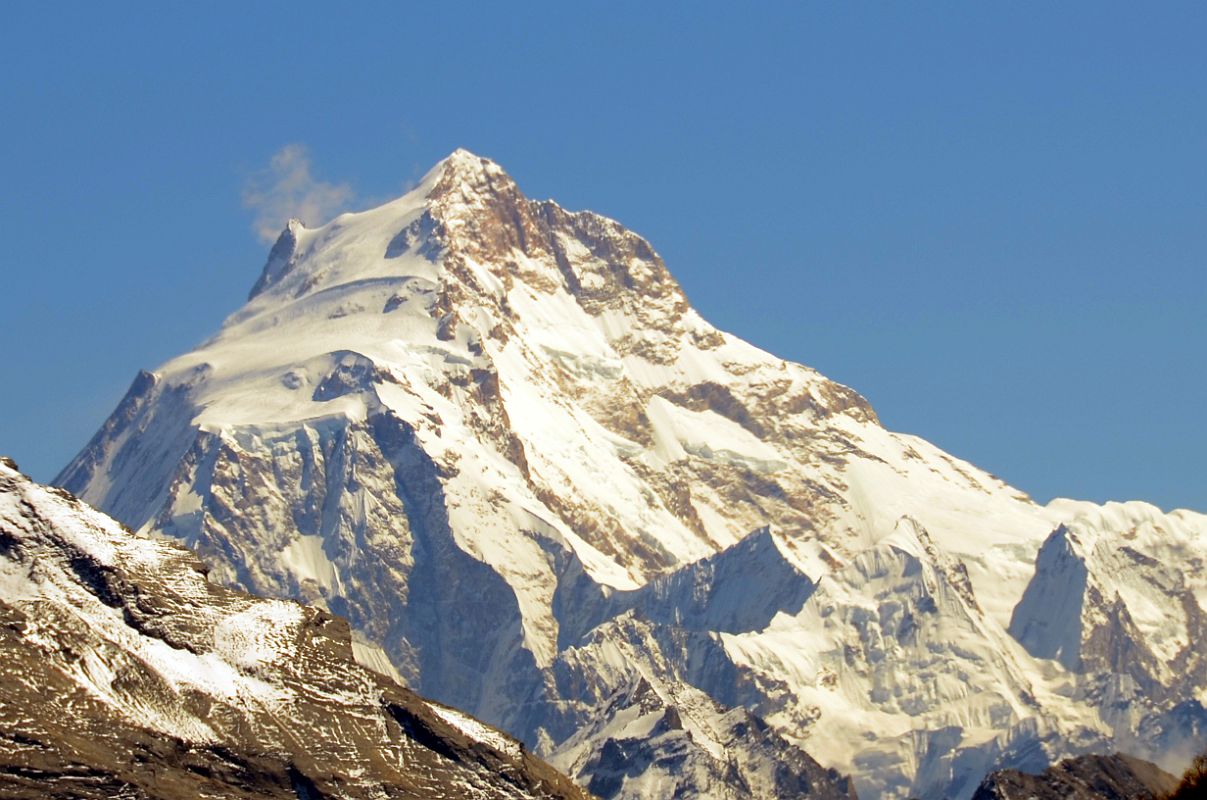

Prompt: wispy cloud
[{"left": 242, "top": 144, "right": 354, "bottom": 243}]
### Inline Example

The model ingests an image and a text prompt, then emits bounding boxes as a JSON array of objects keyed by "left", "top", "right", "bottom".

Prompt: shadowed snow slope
[
  {"left": 0, "top": 457, "right": 590, "bottom": 799},
  {"left": 57, "top": 149, "right": 1207, "bottom": 798}
]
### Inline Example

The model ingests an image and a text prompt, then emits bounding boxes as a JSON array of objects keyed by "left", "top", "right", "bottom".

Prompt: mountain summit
[{"left": 58, "top": 150, "right": 1207, "bottom": 798}]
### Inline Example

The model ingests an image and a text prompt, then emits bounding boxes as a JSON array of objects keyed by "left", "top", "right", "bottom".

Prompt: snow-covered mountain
[
  {"left": 0, "top": 456, "right": 591, "bottom": 799},
  {"left": 57, "top": 149, "right": 1207, "bottom": 798}
]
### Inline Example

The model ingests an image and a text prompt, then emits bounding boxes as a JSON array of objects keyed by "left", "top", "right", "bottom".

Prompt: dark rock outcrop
[{"left": 971, "top": 752, "right": 1179, "bottom": 800}]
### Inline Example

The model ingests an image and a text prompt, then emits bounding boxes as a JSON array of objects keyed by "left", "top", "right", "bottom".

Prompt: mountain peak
[
  {"left": 427, "top": 147, "right": 519, "bottom": 208},
  {"left": 52, "top": 144, "right": 1207, "bottom": 800},
  {"left": 247, "top": 217, "right": 303, "bottom": 299},
  {"left": 441, "top": 147, "right": 497, "bottom": 173}
]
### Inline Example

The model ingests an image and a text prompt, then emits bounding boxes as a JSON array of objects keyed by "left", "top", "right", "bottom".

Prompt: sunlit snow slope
[{"left": 58, "top": 150, "right": 1207, "bottom": 798}]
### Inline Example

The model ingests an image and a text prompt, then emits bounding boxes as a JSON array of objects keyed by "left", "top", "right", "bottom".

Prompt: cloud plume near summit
[{"left": 243, "top": 144, "right": 354, "bottom": 243}]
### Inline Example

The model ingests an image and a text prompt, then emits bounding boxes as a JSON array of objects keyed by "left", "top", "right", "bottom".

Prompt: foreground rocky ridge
[
  {"left": 57, "top": 150, "right": 1207, "bottom": 797},
  {"left": 0, "top": 457, "right": 591, "bottom": 800},
  {"left": 971, "top": 752, "right": 1179, "bottom": 800}
]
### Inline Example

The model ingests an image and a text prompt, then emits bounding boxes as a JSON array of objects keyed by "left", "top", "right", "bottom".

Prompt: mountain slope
[
  {"left": 57, "top": 149, "right": 1207, "bottom": 797},
  {"left": 0, "top": 457, "right": 590, "bottom": 799}
]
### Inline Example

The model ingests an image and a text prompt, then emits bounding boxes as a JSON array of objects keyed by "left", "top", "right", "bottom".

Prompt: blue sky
[{"left": 1, "top": 2, "right": 1203, "bottom": 510}]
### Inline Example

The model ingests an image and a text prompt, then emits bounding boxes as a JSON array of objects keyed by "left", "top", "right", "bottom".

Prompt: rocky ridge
[
  {"left": 0, "top": 456, "right": 591, "bottom": 800},
  {"left": 971, "top": 752, "right": 1179, "bottom": 800}
]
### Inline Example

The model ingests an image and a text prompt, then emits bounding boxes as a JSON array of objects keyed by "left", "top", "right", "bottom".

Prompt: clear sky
[{"left": 1, "top": 2, "right": 1203, "bottom": 511}]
